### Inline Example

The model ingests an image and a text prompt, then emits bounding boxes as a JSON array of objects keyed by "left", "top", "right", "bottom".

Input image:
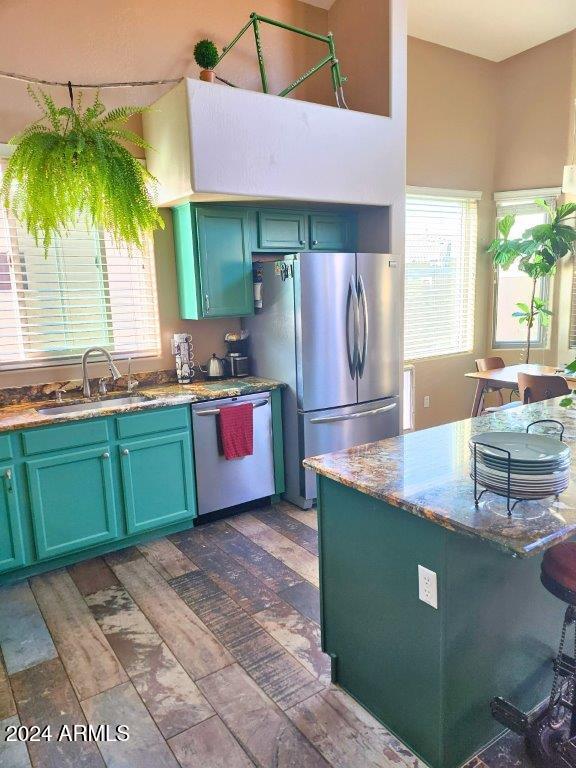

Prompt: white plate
[
  {"left": 477, "top": 454, "right": 570, "bottom": 475},
  {"left": 470, "top": 432, "right": 569, "bottom": 464},
  {"left": 473, "top": 466, "right": 569, "bottom": 485},
  {"left": 472, "top": 462, "right": 570, "bottom": 483},
  {"left": 470, "top": 475, "right": 569, "bottom": 499},
  {"left": 474, "top": 450, "right": 570, "bottom": 468},
  {"left": 473, "top": 479, "right": 568, "bottom": 495}
]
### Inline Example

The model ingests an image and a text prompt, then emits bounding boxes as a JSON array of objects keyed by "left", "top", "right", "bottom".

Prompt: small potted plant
[{"left": 194, "top": 39, "right": 219, "bottom": 83}]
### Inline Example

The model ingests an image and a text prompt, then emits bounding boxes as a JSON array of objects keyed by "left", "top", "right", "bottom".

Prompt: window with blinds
[
  {"left": 0, "top": 160, "right": 161, "bottom": 370},
  {"left": 569, "top": 260, "right": 576, "bottom": 350},
  {"left": 492, "top": 196, "right": 550, "bottom": 348},
  {"left": 404, "top": 192, "right": 478, "bottom": 361}
]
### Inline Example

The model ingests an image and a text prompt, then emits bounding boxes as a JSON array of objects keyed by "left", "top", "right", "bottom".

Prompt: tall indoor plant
[{"left": 488, "top": 199, "right": 576, "bottom": 363}]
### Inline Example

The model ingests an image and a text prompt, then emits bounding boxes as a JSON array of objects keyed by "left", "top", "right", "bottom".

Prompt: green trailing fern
[{"left": 1, "top": 86, "right": 163, "bottom": 252}]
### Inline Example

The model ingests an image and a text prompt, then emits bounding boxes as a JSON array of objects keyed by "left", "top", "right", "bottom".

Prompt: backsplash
[{"left": 0, "top": 369, "right": 182, "bottom": 406}]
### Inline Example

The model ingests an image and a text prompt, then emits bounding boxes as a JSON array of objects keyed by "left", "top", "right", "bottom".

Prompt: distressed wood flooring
[{"left": 0, "top": 502, "right": 529, "bottom": 768}]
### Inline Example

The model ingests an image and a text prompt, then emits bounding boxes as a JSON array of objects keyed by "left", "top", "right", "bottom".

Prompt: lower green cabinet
[
  {"left": 120, "top": 431, "right": 196, "bottom": 535},
  {"left": 27, "top": 447, "right": 118, "bottom": 560},
  {"left": 0, "top": 464, "right": 25, "bottom": 573}
]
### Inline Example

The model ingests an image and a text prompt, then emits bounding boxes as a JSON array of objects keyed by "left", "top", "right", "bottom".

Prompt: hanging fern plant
[{"left": 1, "top": 86, "right": 163, "bottom": 252}]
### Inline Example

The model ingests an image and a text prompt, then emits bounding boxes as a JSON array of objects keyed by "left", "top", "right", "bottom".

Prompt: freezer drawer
[
  {"left": 191, "top": 392, "right": 275, "bottom": 515},
  {"left": 300, "top": 397, "right": 399, "bottom": 501}
]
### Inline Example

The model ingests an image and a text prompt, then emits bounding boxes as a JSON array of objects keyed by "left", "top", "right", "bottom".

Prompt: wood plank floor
[{"left": 0, "top": 502, "right": 528, "bottom": 768}]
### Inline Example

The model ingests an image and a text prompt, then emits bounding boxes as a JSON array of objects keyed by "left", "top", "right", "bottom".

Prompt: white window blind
[
  {"left": 404, "top": 192, "right": 478, "bottom": 361},
  {"left": 569, "top": 260, "right": 576, "bottom": 350},
  {"left": 0, "top": 160, "right": 161, "bottom": 370}
]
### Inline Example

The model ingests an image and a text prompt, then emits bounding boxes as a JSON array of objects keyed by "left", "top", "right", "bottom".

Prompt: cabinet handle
[
  {"left": 122, "top": 449, "right": 129, "bottom": 456},
  {"left": 204, "top": 293, "right": 210, "bottom": 312},
  {"left": 312, "top": 239, "right": 318, "bottom": 245},
  {"left": 4, "top": 468, "right": 12, "bottom": 493},
  {"left": 102, "top": 451, "right": 110, "bottom": 460},
  {"left": 299, "top": 239, "right": 305, "bottom": 245}
]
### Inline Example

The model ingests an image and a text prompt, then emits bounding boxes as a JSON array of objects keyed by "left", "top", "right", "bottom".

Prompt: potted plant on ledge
[{"left": 488, "top": 199, "right": 576, "bottom": 363}]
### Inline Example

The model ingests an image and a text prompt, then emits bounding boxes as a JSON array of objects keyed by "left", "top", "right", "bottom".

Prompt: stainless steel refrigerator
[{"left": 243, "top": 252, "right": 400, "bottom": 508}]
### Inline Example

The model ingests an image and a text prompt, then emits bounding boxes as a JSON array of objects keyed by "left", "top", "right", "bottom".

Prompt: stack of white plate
[{"left": 469, "top": 432, "right": 571, "bottom": 501}]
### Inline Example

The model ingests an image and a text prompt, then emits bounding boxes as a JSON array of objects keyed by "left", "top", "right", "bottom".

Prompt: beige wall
[
  {"left": 494, "top": 32, "right": 575, "bottom": 192},
  {"left": 0, "top": 0, "right": 333, "bottom": 387},
  {"left": 0, "top": 0, "right": 334, "bottom": 144},
  {"left": 407, "top": 38, "right": 498, "bottom": 429},
  {"left": 326, "top": 0, "right": 390, "bottom": 116},
  {"left": 407, "top": 32, "right": 576, "bottom": 430}
]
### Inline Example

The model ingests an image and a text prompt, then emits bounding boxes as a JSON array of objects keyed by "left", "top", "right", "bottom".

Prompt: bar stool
[{"left": 492, "top": 542, "right": 576, "bottom": 767}]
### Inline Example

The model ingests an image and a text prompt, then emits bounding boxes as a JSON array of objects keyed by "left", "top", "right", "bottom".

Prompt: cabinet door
[
  {"left": 0, "top": 465, "right": 25, "bottom": 572},
  {"left": 27, "top": 448, "right": 118, "bottom": 560},
  {"left": 196, "top": 208, "right": 253, "bottom": 317},
  {"left": 257, "top": 211, "right": 307, "bottom": 250},
  {"left": 120, "top": 432, "right": 196, "bottom": 535},
  {"left": 309, "top": 213, "right": 352, "bottom": 251}
]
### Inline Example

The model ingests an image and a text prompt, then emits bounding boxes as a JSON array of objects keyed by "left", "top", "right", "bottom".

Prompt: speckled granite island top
[
  {"left": 0, "top": 377, "right": 283, "bottom": 433},
  {"left": 304, "top": 398, "right": 576, "bottom": 557}
]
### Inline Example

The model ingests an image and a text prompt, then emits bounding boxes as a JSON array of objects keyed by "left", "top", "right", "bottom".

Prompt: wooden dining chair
[
  {"left": 518, "top": 373, "right": 570, "bottom": 404},
  {"left": 475, "top": 357, "right": 506, "bottom": 409}
]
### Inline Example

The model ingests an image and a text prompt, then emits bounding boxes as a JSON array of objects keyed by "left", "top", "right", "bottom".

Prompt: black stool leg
[{"left": 571, "top": 616, "right": 576, "bottom": 739}]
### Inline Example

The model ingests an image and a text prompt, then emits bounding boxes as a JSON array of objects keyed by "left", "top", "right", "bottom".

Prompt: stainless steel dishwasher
[{"left": 191, "top": 391, "right": 276, "bottom": 515}]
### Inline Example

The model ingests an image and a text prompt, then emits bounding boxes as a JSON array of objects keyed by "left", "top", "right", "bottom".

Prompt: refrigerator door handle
[
  {"left": 309, "top": 402, "right": 397, "bottom": 424},
  {"left": 357, "top": 274, "right": 368, "bottom": 378},
  {"left": 346, "top": 275, "right": 359, "bottom": 380}
]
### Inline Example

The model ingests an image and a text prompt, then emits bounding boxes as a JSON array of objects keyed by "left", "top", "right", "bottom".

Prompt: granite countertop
[
  {"left": 304, "top": 399, "right": 576, "bottom": 558},
  {"left": 0, "top": 377, "right": 283, "bottom": 434}
]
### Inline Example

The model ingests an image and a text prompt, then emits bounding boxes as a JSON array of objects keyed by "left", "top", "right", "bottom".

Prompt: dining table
[{"left": 465, "top": 363, "right": 576, "bottom": 417}]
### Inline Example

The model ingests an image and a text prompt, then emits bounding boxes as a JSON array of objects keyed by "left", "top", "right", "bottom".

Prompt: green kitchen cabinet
[
  {"left": 0, "top": 464, "right": 26, "bottom": 573},
  {"left": 173, "top": 204, "right": 253, "bottom": 319},
  {"left": 309, "top": 212, "right": 353, "bottom": 251},
  {"left": 26, "top": 446, "right": 118, "bottom": 560},
  {"left": 119, "top": 431, "right": 196, "bottom": 535},
  {"left": 257, "top": 210, "right": 307, "bottom": 250}
]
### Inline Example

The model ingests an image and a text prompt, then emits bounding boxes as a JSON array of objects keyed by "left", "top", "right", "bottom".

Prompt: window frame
[
  {"left": 404, "top": 186, "right": 481, "bottom": 363},
  {"left": 491, "top": 188, "right": 561, "bottom": 351},
  {"left": 0, "top": 147, "right": 161, "bottom": 371}
]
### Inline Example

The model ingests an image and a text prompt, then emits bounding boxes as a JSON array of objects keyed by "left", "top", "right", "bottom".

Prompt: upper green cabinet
[
  {"left": 26, "top": 446, "right": 118, "bottom": 560},
  {"left": 309, "top": 213, "right": 353, "bottom": 251},
  {"left": 257, "top": 210, "right": 307, "bottom": 250},
  {"left": 0, "top": 464, "right": 26, "bottom": 573},
  {"left": 173, "top": 204, "right": 253, "bottom": 320},
  {"left": 172, "top": 203, "right": 357, "bottom": 320}
]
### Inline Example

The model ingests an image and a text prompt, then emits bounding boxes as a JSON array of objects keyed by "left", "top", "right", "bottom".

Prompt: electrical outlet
[
  {"left": 423, "top": 395, "right": 430, "bottom": 408},
  {"left": 418, "top": 565, "right": 438, "bottom": 609}
]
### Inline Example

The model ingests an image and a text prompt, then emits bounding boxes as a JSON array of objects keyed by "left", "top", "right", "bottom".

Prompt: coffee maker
[{"left": 224, "top": 331, "right": 250, "bottom": 378}]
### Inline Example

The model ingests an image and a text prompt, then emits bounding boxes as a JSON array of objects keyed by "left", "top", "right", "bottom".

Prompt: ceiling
[{"left": 302, "top": 0, "right": 576, "bottom": 61}]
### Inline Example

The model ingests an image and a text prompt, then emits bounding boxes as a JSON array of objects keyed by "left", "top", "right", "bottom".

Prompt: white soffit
[
  {"left": 299, "top": 0, "right": 334, "bottom": 8},
  {"left": 407, "top": 0, "right": 576, "bottom": 61}
]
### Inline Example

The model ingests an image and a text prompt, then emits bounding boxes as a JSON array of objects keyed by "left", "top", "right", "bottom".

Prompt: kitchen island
[{"left": 304, "top": 399, "right": 576, "bottom": 768}]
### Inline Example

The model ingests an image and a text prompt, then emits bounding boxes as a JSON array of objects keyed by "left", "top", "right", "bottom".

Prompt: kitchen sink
[{"left": 37, "top": 395, "right": 150, "bottom": 416}]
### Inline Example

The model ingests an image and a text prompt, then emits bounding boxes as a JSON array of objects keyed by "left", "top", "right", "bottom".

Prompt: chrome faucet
[
  {"left": 82, "top": 347, "right": 121, "bottom": 398},
  {"left": 126, "top": 357, "right": 139, "bottom": 395}
]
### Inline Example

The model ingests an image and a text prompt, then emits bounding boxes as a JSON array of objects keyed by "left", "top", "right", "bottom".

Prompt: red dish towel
[{"left": 218, "top": 403, "right": 254, "bottom": 460}]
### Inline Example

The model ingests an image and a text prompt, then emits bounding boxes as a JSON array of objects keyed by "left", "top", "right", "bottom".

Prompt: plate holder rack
[{"left": 473, "top": 419, "right": 566, "bottom": 516}]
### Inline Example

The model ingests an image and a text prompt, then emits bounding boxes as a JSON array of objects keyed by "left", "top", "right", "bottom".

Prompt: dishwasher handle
[
  {"left": 195, "top": 398, "right": 270, "bottom": 417},
  {"left": 310, "top": 401, "right": 397, "bottom": 425}
]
